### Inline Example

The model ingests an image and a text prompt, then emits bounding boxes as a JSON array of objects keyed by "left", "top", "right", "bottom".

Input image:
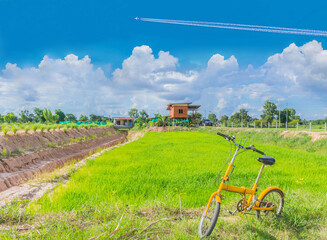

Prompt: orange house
[{"left": 166, "top": 103, "right": 200, "bottom": 119}]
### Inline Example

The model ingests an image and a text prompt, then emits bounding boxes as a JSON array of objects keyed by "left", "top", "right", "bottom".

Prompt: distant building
[
  {"left": 113, "top": 117, "right": 134, "bottom": 129},
  {"left": 166, "top": 102, "right": 200, "bottom": 120}
]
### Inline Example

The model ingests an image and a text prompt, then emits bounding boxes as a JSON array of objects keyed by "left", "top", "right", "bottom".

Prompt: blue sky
[{"left": 0, "top": 0, "right": 327, "bottom": 119}]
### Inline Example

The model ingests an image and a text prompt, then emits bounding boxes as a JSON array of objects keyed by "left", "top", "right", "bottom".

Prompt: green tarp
[{"left": 59, "top": 121, "right": 107, "bottom": 125}]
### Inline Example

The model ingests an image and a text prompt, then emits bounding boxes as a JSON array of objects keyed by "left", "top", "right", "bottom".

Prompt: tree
[
  {"left": 128, "top": 108, "right": 139, "bottom": 119},
  {"left": 231, "top": 109, "right": 251, "bottom": 123},
  {"left": 20, "top": 111, "right": 28, "bottom": 123},
  {"left": 154, "top": 113, "right": 162, "bottom": 118},
  {"left": 262, "top": 100, "right": 277, "bottom": 123},
  {"left": 34, "top": 108, "right": 46, "bottom": 123},
  {"left": 188, "top": 112, "right": 202, "bottom": 125},
  {"left": 288, "top": 108, "right": 296, "bottom": 121},
  {"left": 79, "top": 115, "right": 89, "bottom": 121},
  {"left": 280, "top": 108, "right": 297, "bottom": 124},
  {"left": 162, "top": 115, "right": 169, "bottom": 126},
  {"left": 220, "top": 115, "right": 229, "bottom": 122},
  {"left": 208, "top": 113, "right": 218, "bottom": 124},
  {"left": 20, "top": 110, "right": 35, "bottom": 123},
  {"left": 139, "top": 110, "right": 149, "bottom": 121},
  {"left": 89, "top": 114, "right": 102, "bottom": 122},
  {"left": 55, "top": 109, "right": 66, "bottom": 122},
  {"left": 3, "top": 113, "right": 18, "bottom": 123},
  {"left": 43, "top": 109, "right": 59, "bottom": 123},
  {"left": 65, "top": 113, "right": 77, "bottom": 122}
]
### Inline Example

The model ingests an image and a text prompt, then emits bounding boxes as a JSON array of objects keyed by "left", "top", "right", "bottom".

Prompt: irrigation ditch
[{"left": 0, "top": 127, "right": 127, "bottom": 195}]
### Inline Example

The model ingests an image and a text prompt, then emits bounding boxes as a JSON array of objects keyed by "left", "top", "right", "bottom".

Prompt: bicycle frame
[{"left": 205, "top": 146, "right": 275, "bottom": 215}]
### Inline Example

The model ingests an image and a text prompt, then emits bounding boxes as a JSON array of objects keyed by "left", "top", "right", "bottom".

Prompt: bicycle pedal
[
  {"left": 226, "top": 210, "right": 233, "bottom": 215},
  {"left": 226, "top": 209, "right": 237, "bottom": 215}
]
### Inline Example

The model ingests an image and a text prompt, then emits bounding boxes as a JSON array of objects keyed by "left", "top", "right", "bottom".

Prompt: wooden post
[
  {"left": 310, "top": 122, "right": 312, "bottom": 132},
  {"left": 232, "top": 122, "right": 233, "bottom": 128},
  {"left": 261, "top": 122, "right": 262, "bottom": 128},
  {"left": 254, "top": 122, "right": 256, "bottom": 128},
  {"left": 268, "top": 122, "right": 270, "bottom": 128},
  {"left": 247, "top": 122, "right": 249, "bottom": 128}
]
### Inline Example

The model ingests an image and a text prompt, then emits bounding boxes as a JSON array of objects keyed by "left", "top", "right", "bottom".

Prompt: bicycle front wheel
[{"left": 198, "top": 195, "right": 220, "bottom": 238}]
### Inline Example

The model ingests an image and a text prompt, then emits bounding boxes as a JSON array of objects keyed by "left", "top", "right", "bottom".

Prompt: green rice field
[{"left": 1, "top": 130, "right": 326, "bottom": 239}]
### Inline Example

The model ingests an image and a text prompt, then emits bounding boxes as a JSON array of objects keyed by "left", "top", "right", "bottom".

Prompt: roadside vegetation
[
  {"left": 0, "top": 130, "right": 326, "bottom": 239},
  {"left": 127, "top": 100, "right": 327, "bottom": 132}
]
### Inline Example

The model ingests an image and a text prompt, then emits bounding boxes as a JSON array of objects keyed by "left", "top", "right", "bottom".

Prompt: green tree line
[{"left": 0, "top": 108, "right": 111, "bottom": 124}]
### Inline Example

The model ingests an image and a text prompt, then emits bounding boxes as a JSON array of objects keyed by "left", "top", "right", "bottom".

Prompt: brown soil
[
  {"left": 0, "top": 129, "right": 127, "bottom": 192},
  {"left": 0, "top": 130, "right": 140, "bottom": 207},
  {"left": 281, "top": 130, "right": 327, "bottom": 142},
  {"left": 0, "top": 127, "right": 115, "bottom": 154}
]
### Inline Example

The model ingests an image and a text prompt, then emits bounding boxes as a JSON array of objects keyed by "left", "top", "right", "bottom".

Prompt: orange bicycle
[{"left": 198, "top": 132, "right": 284, "bottom": 237}]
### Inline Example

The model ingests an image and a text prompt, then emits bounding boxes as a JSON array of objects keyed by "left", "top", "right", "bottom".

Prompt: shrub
[
  {"left": 32, "top": 124, "right": 38, "bottom": 132},
  {"left": 12, "top": 126, "right": 18, "bottom": 134},
  {"left": 2, "top": 128, "right": 9, "bottom": 135},
  {"left": 63, "top": 127, "right": 68, "bottom": 133},
  {"left": 24, "top": 126, "right": 30, "bottom": 133},
  {"left": 39, "top": 125, "right": 45, "bottom": 133},
  {"left": 2, "top": 148, "right": 11, "bottom": 158}
]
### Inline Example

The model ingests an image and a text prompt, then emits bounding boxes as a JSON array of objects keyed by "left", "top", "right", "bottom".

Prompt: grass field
[{"left": 1, "top": 130, "right": 327, "bottom": 239}]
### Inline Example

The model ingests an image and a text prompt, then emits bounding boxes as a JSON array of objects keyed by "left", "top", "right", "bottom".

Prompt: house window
[{"left": 178, "top": 109, "right": 183, "bottom": 114}]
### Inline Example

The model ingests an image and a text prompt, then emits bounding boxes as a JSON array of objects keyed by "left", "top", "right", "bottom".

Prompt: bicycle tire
[
  {"left": 256, "top": 189, "right": 284, "bottom": 220},
  {"left": 198, "top": 195, "right": 220, "bottom": 238}
]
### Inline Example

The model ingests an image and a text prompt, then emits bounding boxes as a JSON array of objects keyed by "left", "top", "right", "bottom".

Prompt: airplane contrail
[{"left": 136, "top": 17, "right": 327, "bottom": 37}]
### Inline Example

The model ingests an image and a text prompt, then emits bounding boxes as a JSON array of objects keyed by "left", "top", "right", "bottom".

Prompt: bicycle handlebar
[
  {"left": 217, "top": 132, "right": 232, "bottom": 141},
  {"left": 217, "top": 132, "right": 265, "bottom": 155}
]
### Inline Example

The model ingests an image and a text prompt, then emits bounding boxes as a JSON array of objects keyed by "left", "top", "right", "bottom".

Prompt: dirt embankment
[
  {"left": 0, "top": 127, "right": 127, "bottom": 192},
  {"left": 0, "top": 127, "right": 115, "bottom": 154}
]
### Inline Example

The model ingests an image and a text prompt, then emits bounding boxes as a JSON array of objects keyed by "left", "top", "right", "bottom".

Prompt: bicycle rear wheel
[
  {"left": 256, "top": 189, "right": 284, "bottom": 220},
  {"left": 198, "top": 195, "right": 220, "bottom": 238}
]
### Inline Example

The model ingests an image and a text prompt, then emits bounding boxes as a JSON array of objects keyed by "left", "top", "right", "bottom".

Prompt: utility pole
[
  {"left": 279, "top": 101, "right": 281, "bottom": 129},
  {"left": 286, "top": 103, "right": 288, "bottom": 130}
]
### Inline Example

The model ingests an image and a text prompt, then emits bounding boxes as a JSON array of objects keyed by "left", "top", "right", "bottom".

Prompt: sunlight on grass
[{"left": 2, "top": 131, "right": 326, "bottom": 239}]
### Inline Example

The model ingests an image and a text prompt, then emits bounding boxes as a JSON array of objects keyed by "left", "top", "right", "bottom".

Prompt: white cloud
[
  {"left": 0, "top": 41, "right": 326, "bottom": 119},
  {"left": 0, "top": 54, "right": 116, "bottom": 116},
  {"left": 263, "top": 40, "right": 327, "bottom": 94}
]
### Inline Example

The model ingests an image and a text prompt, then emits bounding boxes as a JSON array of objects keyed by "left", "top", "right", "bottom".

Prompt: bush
[
  {"left": 63, "top": 127, "right": 68, "bottom": 133},
  {"left": 32, "top": 124, "right": 38, "bottom": 132},
  {"left": 2, "top": 128, "right": 9, "bottom": 135},
  {"left": 12, "top": 126, "right": 18, "bottom": 134},
  {"left": 24, "top": 126, "right": 30, "bottom": 133},
  {"left": 38, "top": 125, "right": 45, "bottom": 133}
]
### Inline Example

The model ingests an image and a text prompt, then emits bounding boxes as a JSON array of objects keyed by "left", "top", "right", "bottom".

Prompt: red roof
[{"left": 166, "top": 102, "right": 200, "bottom": 110}]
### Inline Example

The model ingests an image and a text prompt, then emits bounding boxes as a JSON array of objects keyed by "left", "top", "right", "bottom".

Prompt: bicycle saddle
[{"left": 257, "top": 156, "right": 275, "bottom": 165}]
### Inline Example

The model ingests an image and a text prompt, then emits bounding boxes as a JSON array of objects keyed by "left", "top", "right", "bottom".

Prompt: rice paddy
[{"left": 1, "top": 130, "right": 326, "bottom": 239}]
